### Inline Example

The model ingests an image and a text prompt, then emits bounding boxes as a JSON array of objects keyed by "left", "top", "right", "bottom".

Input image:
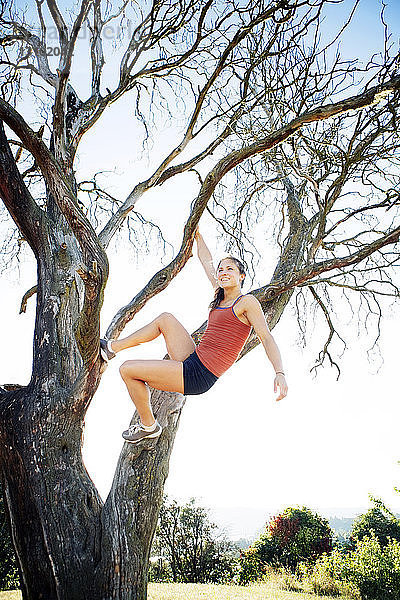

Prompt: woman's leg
[
  {"left": 119, "top": 358, "right": 185, "bottom": 426},
  {"left": 112, "top": 312, "right": 195, "bottom": 361}
]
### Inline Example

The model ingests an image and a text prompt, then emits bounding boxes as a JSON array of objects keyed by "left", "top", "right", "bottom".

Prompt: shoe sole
[
  {"left": 123, "top": 429, "right": 162, "bottom": 444},
  {"left": 100, "top": 348, "right": 109, "bottom": 361},
  {"left": 100, "top": 346, "right": 115, "bottom": 361}
]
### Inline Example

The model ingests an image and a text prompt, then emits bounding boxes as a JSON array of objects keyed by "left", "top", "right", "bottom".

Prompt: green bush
[
  {"left": 268, "top": 506, "right": 333, "bottom": 568},
  {"left": 347, "top": 536, "right": 400, "bottom": 600},
  {"left": 351, "top": 504, "right": 400, "bottom": 548},
  {"left": 238, "top": 546, "right": 265, "bottom": 585},
  {"left": 300, "top": 552, "right": 356, "bottom": 598},
  {"left": 239, "top": 506, "right": 333, "bottom": 583},
  {"left": 306, "top": 535, "right": 400, "bottom": 600}
]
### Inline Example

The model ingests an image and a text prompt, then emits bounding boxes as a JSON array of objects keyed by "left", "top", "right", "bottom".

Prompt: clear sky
[{"left": 1, "top": 0, "right": 400, "bottom": 539}]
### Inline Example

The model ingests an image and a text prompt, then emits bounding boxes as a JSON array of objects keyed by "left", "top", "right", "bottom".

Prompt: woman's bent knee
[
  {"left": 119, "top": 361, "right": 130, "bottom": 380},
  {"left": 158, "top": 312, "right": 175, "bottom": 326}
]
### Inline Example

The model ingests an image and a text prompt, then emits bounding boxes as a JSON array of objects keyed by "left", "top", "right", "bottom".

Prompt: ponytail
[
  {"left": 208, "top": 256, "right": 247, "bottom": 310},
  {"left": 209, "top": 286, "right": 225, "bottom": 311}
]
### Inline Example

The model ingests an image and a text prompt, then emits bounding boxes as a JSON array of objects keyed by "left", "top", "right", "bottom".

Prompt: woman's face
[{"left": 217, "top": 259, "right": 244, "bottom": 289}]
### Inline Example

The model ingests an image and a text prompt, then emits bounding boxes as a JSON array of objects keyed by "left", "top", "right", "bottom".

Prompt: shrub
[
  {"left": 300, "top": 552, "right": 356, "bottom": 598},
  {"left": 268, "top": 506, "right": 333, "bottom": 568},
  {"left": 238, "top": 546, "right": 265, "bottom": 585},
  {"left": 238, "top": 506, "right": 333, "bottom": 583},
  {"left": 276, "top": 566, "right": 304, "bottom": 593},
  {"left": 306, "top": 535, "right": 400, "bottom": 600},
  {"left": 351, "top": 505, "right": 400, "bottom": 548},
  {"left": 346, "top": 536, "right": 400, "bottom": 600}
]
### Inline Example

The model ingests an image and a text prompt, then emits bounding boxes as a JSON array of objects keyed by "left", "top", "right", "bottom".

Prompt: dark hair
[{"left": 209, "top": 256, "right": 246, "bottom": 310}]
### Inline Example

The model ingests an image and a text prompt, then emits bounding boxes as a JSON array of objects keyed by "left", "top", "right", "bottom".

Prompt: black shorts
[{"left": 182, "top": 350, "right": 218, "bottom": 395}]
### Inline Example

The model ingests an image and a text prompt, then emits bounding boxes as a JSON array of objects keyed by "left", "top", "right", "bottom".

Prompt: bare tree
[
  {"left": 151, "top": 496, "right": 236, "bottom": 583},
  {"left": 0, "top": 0, "right": 399, "bottom": 598}
]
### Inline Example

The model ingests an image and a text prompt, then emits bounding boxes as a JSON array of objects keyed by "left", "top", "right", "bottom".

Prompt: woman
[{"left": 100, "top": 228, "right": 288, "bottom": 444}]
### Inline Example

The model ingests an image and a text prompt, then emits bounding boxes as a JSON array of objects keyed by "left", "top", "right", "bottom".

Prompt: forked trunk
[{"left": 0, "top": 371, "right": 186, "bottom": 599}]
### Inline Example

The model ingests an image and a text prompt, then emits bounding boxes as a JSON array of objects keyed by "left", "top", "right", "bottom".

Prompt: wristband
[{"left": 275, "top": 371, "right": 285, "bottom": 376}]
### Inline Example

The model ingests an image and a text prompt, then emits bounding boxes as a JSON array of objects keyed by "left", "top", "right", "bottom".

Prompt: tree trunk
[
  {"left": 0, "top": 115, "right": 186, "bottom": 599},
  {"left": 0, "top": 216, "right": 104, "bottom": 598},
  {"left": 0, "top": 387, "right": 102, "bottom": 599},
  {"left": 0, "top": 366, "right": 187, "bottom": 599},
  {"left": 94, "top": 389, "right": 187, "bottom": 599},
  {"left": 0, "top": 153, "right": 104, "bottom": 597}
]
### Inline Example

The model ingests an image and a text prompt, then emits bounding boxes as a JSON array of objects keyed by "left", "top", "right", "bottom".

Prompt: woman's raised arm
[{"left": 194, "top": 228, "right": 218, "bottom": 290}]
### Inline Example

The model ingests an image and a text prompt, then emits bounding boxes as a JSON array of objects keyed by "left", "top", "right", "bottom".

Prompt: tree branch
[
  {"left": 264, "top": 225, "right": 400, "bottom": 302},
  {"left": 1, "top": 20, "right": 57, "bottom": 88},
  {"left": 99, "top": 75, "right": 400, "bottom": 252},
  {"left": 67, "top": 0, "right": 214, "bottom": 157},
  {"left": 19, "top": 285, "right": 38, "bottom": 314},
  {"left": 309, "top": 286, "right": 343, "bottom": 378},
  {"left": 102, "top": 75, "right": 400, "bottom": 338},
  {"left": 88, "top": 0, "right": 104, "bottom": 98},
  {"left": 0, "top": 120, "right": 46, "bottom": 256},
  {"left": 0, "top": 98, "right": 106, "bottom": 269},
  {"left": 51, "top": 0, "right": 93, "bottom": 165},
  {"left": 46, "top": 0, "right": 69, "bottom": 60},
  {"left": 98, "top": 90, "right": 253, "bottom": 248}
]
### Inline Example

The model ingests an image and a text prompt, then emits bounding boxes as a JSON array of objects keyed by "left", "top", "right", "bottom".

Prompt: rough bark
[{"left": 0, "top": 118, "right": 106, "bottom": 599}]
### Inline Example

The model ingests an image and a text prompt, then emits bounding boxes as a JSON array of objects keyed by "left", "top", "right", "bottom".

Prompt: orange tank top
[{"left": 195, "top": 294, "right": 252, "bottom": 377}]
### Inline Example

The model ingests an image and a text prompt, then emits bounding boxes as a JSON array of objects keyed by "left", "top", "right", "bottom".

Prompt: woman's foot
[
  {"left": 100, "top": 338, "right": 116, "bottom": 361},
  {"left": 122, "top": 420, "right": 162, "bottom": 444}
]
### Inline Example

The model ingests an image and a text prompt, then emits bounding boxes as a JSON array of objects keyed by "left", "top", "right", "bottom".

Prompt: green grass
[
  {"left": 0, "top": 582, "right": 351, "bottom": 600},
  {"left": 149, "top": 581, "right": 350, "bottom": 599}
]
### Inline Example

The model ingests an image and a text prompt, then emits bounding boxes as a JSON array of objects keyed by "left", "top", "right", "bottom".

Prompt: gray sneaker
[
  {"left": 100, "top": 338, "right": 116, "bottom": 361},
  {"left": 122, "top": 421, "right": 162, "bottom": 444}
]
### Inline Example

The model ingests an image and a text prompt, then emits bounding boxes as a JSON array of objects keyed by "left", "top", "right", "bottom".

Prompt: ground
[{"left": 0, "top": 581, "right": 351, "bottom": 600}]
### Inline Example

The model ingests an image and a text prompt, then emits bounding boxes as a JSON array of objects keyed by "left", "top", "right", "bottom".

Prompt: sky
[{"left": 1, "top": 0, "right": 400, "bottom": 540}]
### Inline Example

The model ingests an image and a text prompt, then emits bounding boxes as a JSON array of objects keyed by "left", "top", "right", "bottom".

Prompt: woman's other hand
[{"left": 274, "top": 373, "right": 288, "bottom": 401}]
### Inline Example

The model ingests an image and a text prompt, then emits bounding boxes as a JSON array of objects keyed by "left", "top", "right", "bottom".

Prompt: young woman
[{"left": 100, "top": 228, "right": 288, "bottom": 444}]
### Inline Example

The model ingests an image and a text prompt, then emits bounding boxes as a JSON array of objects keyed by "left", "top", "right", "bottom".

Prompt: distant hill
[
  {"left": 209, "top": 506, "right": 400, "bottom": 546},
  {"left": 327, "top": 513, "right": 400, "bottom": 543},
  {"left": 327, "top": 517, "right": 353, "bottom": 542}
]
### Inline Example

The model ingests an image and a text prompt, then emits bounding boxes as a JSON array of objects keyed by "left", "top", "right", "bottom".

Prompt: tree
[
  {"left": 268, "top": 506, "right": 333, "bottom": 566},
  {"left": 150, "top": 496, "right": 237, "bottom": 583},
  {"left": 0, "top": 0, "right": 399, "bottom": 598},
  {"left": 351, "top": 497, "right": 400, "bottom": 548},
  {"left": 239, "top": 506, "right": 333, "bottom": 581}
]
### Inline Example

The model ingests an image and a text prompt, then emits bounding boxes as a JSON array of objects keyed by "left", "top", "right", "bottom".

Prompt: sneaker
[
  {"left": 122, "top": 421, "right": 162, "bottom": 444},
  {"left": 100, "top": 338, "right": 116, "bottom": 361}
]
